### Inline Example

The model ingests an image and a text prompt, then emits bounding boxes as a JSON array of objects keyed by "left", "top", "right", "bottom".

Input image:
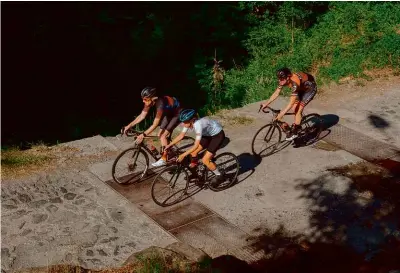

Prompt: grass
[
  {"left": 214, "top": 110, "right": 254, "bottom": 127},
  {"left": 1, "top": 144, "right": 53, "bottom": 178},
  {"left": 1, "top": 143, "right": 79, "bottom": 180},
  {"left": 13, "top": 248, "right": 212, "bottom": 273}
]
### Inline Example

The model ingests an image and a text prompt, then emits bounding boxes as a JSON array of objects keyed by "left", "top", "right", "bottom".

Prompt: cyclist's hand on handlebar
[
  {"left": 177, "top": 154, "right": 186, "bottom": 163},
  {"left": 164, "top": 144, "right": 171, "bottom": 151},
  {"left": 261, "top": 102, "right": 269, "bottom": 110},
  {"left": 135, "top": 134, "right": 145, "bottom": 144},
  {"left": 123, "top": 126, "right": 131, "bottom": 135}
]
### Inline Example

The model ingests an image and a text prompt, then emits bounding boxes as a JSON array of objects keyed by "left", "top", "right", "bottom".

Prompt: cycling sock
[
  {"left": 189, "top": 157, "right": 198, "bottom": 168},
  {"left": 161, "top": 147, "right": 167, "bottom": 160}
]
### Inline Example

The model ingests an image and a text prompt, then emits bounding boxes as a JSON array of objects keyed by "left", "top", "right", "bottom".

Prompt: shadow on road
[
  {"left": 235, "top": 153, "right": 262, "bottom": 183},
  {"left": 238, "top": 156, "right": 400, "bottom": 273},
  {"left": 320, "top": 114, "right": 340, "bottom": 130}
]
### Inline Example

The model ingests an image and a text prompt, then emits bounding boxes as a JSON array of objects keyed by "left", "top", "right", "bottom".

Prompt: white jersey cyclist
[{"left": 182, "top": 117, "right": 223, "bottom": 140}]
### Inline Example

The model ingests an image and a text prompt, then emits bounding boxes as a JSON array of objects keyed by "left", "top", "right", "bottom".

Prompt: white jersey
[{"left": 182, "top": 118, "right": 222, "bottom": 140}]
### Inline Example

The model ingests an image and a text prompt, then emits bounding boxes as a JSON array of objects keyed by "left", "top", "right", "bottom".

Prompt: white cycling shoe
[{"left": 151, "top": 159, "right": 167, "bottom": 167}]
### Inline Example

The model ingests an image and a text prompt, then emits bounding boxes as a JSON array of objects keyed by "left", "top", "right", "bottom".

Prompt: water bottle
[{"left": 148, "top": 144, "right": 159, "bottom": 156}]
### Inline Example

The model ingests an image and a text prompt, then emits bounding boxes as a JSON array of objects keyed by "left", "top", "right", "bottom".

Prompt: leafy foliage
[
  {"left": 215, "top": 2, "right": 400, "bottom": 108},
  {"left": 2, "top": 2, "right": 399, "bottom": 146}
]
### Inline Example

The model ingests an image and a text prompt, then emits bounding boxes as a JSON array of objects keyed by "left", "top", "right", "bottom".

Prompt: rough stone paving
[{"left": 1, "top": 170, "right": 175, "bottom": 271}]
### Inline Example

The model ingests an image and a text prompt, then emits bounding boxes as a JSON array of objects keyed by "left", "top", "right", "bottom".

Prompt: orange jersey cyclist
[
  {"left": 261, "top": 68, "right": 317, "bottom": 141},
  {"left": 123, "top": 87, "right": 181, "bottom": 167}
]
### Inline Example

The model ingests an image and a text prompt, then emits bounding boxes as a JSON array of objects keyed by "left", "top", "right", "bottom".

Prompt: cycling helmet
[
  {"left": 141, "top": 87, "right": 157, "bottom": 98},
  {"left": 179, "top": 109, "right": 197, "bottom": 122},
  {"left": 276, "top": 68, "right": 292, "bottom": 79}
]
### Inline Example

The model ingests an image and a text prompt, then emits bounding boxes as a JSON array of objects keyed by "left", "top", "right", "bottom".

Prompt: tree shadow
[
  {"left": 368, "top": 114, "right": 390, "bottom": 129},
  {"left": 244, "top": 157, "right": 400, "bottom": 273},
  {"left": 199, "top": 255, "right": 259, "bottom": 273}
]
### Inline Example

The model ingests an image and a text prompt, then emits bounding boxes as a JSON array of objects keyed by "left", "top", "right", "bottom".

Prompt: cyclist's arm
[
  {"left": 180, "top": 123, "right": 202, "bottom": 158},
  {"left": 166, "top": 131, "right": 186, "bottom": 148},
  {"left": 180, "top": 139, "right": 201, "bottom": 159},
  {"left": 127, "top": 107, "right": 149, "bottom": 128},
  {"left": 143, "top": 109, "right": 163, "bottom": 136},
  {"left": 263, "top": 86, "right": 283, "bottom": 106},
  {"left": 276, "top": 96, "right": 297, "bottom": 120}
]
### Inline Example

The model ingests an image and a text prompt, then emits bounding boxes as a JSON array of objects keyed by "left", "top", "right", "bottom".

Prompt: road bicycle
[
  {"left": 112, "top": 128, "right": 194, "bottom": 184},
  {"left": 251, "top": 106, "right": 323, "bottom": 157},
  {"left": 151, "top": 149, "right": 240, "bottom": 207}
]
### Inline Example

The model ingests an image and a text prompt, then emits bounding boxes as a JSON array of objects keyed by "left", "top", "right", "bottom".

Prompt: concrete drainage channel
[{"left": 105, "top": 176, "right": 265, "bottom": 263}]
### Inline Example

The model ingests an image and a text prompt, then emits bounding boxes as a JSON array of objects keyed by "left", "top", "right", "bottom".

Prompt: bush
[{"left": 198, "top": 2, "right": 400, "bottom": 112}]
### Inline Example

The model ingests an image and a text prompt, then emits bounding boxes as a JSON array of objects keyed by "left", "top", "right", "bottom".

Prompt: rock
[
  {"left": 12, "top": 209, "right": 31, "bottom": 219},
  {"left": 18, "top": 194, "right": 32, "bottom": 203},
  {"left": 98, "top": 249, "right": 108, "bottom": 256},
  {"left": 32, "top": 214, "right": 48, "bottom": 224},
  {"left": 73, "top": 199, "right": 85, "bottom": 205},
  {"left": 3, "top": 204, "right": 18, "bottom": 209},
  {"left": 100, "top": 237, "right": 119, "bottom": 243},
  {"left": 49, "top": 197, "right": 63, "bottom": 204},
  {"left": 64, "top": 193, "right": 77, "bottom": 200},
  {"left": 29, "top": 200, "right": 47, "bottom": 208},
  {"left": 46, "top": 204, "right": 59, "bottom": 213},
  {"left": 21, "top": 229, "right": 32, "bottom": 236}
]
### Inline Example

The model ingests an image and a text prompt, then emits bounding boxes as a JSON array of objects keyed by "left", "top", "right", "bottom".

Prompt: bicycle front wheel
[
  {"left": 251, "top": 124, "right": 282, "bottom": 156},
  {"left": 112, "top": 147, "right": 149, "bottom": 184},
  {"left": 208, "top": 152, "right": 240, "bottom": 192},
  {"left": 151, "top": 165, "right": 189, "bottom": 207}
]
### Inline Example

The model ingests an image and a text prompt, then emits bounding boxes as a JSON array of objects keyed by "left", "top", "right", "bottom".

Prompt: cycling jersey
[
  {"left": 155, "top": 96, "right": 180, "bottom": 115},
  {"left": 182, "top": 118, "right": 222, "bottom": 140},
  {"left": 278, "top": 72, "right": 317, "bottom": 106}
]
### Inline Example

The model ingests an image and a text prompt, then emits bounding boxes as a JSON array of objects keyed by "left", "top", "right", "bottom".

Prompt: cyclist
[
  {"left": 123, "top": 87, "right": 181, "bottom": 167},
  {"left": 164, "top": 109, "right": 226, "bottom": 185},
  {"left": 261, "top": 68, "right": 317, "bottom": 141}
]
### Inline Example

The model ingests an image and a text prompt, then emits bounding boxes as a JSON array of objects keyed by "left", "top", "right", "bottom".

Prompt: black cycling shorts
[
  {"left": 200, "top": 130, "right": 225, "bottom": 154},
  {"left": 160, "top": 114, "right": 180, "bottom": 132},
  {"left": 296, "top": 81, "right": 317, "bottom": 106}
]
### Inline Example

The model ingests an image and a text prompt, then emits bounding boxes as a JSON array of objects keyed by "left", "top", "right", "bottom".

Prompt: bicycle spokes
[{"left": 264, "top": 124, "right": 276, "bottom": 142}]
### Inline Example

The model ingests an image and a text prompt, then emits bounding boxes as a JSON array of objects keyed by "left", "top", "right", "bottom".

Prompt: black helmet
[
  {"left": 276, "top": 68, "right": 291, "bottom": 79},
  {"left": 141, "top": 87, "right": 157, "bottom": 98},
  {"left": 179, "top": 109, "right": 197, "bottom": 122}
]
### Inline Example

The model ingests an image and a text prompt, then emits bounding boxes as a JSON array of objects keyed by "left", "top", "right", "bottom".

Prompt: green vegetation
[
  {"left": 1, "top": 145, "right": 52, "bottom": 167},
  {"left": 198, "top": 2, "right": 400, "bottom": 112},
  {"left": 1, "top": 144, "right": 54, "bottom": 179},
  {"left": 3, "top": 2, "right": 399, "bottom": 146}
]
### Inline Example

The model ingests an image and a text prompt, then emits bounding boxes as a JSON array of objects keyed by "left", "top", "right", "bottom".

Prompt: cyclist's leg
[
  {"left": 189, "top": 145, "right": 203, "bottom": 168},
  {"left": 151, "top": 116, "right": 171, "bottom": 166},
  {"left": 291, "top": 85, "right": 317, "bottom": 139},
  {"left": 155, "top": 114, "right": 181, "bottom": 164},
  {"left": 200, "top": 131, "right": 225, "bottom": 184}
]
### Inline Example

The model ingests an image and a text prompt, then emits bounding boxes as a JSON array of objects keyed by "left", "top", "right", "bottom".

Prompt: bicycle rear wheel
[
  {"left": 151, "top": 165, "right": 189, "bottom": 207},
  {"left": 208, "top": 152, "right": 240, "bottom": 192},
  {"left": 251, "top": 124, "right": 282, "bottom": 156},
  {"left": 299, "top": 113, "right": 323, "bottom": 145},
  {"left": 112, "top": 147, "right": 149, "bottom": 184}
]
